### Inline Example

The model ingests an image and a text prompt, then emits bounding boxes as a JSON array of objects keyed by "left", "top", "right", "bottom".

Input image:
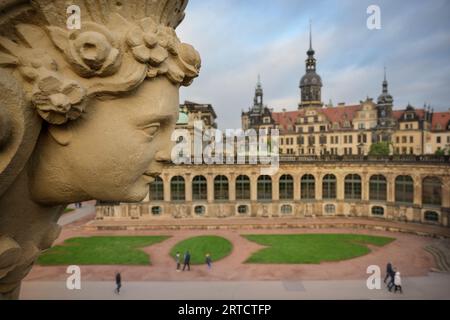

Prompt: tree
[
  {"left": 369, "top": 142, "right": 391, "bottom": 156},
  {"left": 435, "top": 148, "right": 447, "bottom": 156}
]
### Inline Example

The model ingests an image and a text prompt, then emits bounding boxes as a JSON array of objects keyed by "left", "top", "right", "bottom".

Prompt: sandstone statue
[{"left": 0, "top": 0, "right": 200, "bottom": 299}]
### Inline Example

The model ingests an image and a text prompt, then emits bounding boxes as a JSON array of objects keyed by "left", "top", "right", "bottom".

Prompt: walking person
[
  {"left": 388, "top": 268, "right": 397, "bottom": 292},
  {"left": 387, "top": 268, "right": 396, "bottom": 291},
  {"left": 115, "top": 272, "right": 122, "bottom": 294},
  {"left": 205, "top": 253, "right": 212, "bottom": 270},
  {"left": 384, "top": 262, "right": 394, "bottom": 284},
  {"left": 182, "top": 250, "right": 191, "bottom": 271},
  {"left": 393, "top": 271, "right": 403, "bottom": 293},
  {"left": 175, "top": 251, "right": 181, "bottom": 272}
]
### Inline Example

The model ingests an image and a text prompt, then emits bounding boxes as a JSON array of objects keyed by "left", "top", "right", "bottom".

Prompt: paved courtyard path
[
  {"left": 58, "top": 201, "right": 96, "bottom": 226},
  {"left": 20, "top": 273, "right": 450, "bottom": 300}
]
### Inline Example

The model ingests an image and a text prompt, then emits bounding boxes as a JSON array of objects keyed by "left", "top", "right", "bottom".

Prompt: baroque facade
[
  {"left": 241, "top": 30, "right": 450, "bottom": 156},
  {"left": 94, "top": 27, "right": 450, "bottom": 228},
  {"left": 96, "top": 156, "right": 450, "bottom": 227}
]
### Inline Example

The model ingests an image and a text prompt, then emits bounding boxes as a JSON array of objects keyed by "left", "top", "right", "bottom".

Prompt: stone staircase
[{"left": 425, "top": 242, "right": 450, "bottom": 272}]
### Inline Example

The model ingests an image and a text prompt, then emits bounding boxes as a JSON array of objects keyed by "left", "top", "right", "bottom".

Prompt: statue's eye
[{"left": 141, "top": 123, "right": 160, "bottom": 139}]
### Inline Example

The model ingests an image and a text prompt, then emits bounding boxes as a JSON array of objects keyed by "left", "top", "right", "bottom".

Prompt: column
[
  {"left": 185, "top": 174, "right": 192, "bottom": 202},
  {"left": 250, "top": 173, "right": 258, "bottom": 201},
  {"left": 442, "top": 176, "right": 450, "bottom": 208},
  {"left": 387, "top": 173, "right": 395, "bottom": 204},
  {"left": 293, "top": 174, "right": 301, "bottom": 201},
  {"left": 315, "top": 172, "right": 322, "bottom": 201},
  {"left": 229, "top": 173, "right": 236, "bottom": 202},
  {"left": 272, "top": 174, "right": 279, "bottom": 201},
  {"left": 163, "top": 173, "right": 171, "bottom": 202},
  {"left": 207, "top": 173, "right": 214, "bottom": 203},
  {"left": 361, "top": 172, "right": 369, "bottom": 202},
  {"left": 442, "top": 175, "right": 450, "bottom": 227},
  {"left": 336, "top": 173, "right": 345, "bottom": 201},
  {"left": 413, "top": 174, "right": 422, "bottom": 207}
]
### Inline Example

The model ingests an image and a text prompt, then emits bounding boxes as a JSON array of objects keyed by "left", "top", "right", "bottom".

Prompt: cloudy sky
[{"left": 177, "top": 0, "right": 450, "bottom": 129}]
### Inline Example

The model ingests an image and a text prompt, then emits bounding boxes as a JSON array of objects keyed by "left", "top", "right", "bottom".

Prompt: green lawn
[
  {"left": 37, "top": 236, "right": 170, "bottom": 265},
  {"left": 170, "top": 236, "right": 233, "bottom": 265},
  {"left": 243, "top": 234, "right": 395, "bottom": 264}
]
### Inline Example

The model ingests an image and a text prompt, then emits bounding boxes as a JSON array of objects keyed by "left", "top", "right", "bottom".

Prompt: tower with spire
[
  {"left": 299, "top": 21, "right": 323, "bottom": 109},
  {"left": 376, "top": 67, "right": 394, "bottom": 128},
  {"left": 253, "top": 74, "right": 263, "bottom": 113}
]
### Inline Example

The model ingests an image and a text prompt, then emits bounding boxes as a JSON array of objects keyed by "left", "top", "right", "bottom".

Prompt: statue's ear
[{"left": 48, "top": 125, "right": 72, "bottom": 146}]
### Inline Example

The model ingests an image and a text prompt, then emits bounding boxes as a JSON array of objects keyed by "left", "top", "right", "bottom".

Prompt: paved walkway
[
  {"left": 58, "top": 201, "right": 96, "bottom": 226},
  {"left": 20, "top": 273, "right": 450, "bottom": 300}
]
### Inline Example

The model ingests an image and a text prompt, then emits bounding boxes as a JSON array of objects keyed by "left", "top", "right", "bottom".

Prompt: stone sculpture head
[
  {"left": 1, "top": 0, "right": 200, "bottom": 204},
  {"left": 0, "top": 0, "right": 200, "bottom": 299}
]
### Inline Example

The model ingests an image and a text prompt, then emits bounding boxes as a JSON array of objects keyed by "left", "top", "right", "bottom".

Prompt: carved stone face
[{"left": 30, "top": 77, "right": 178, "bottom": 203}]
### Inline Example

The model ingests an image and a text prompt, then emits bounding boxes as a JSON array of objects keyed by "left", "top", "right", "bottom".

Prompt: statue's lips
[{"left": 143, "top": 172, "right": 160, "bottom": 180}]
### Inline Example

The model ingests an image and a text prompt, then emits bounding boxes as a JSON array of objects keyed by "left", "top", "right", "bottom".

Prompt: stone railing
[{"left": 175, "top": 155, "right": 450, "bottom": 165}]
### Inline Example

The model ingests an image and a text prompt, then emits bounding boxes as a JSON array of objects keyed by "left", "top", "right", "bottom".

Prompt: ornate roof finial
[
  {"left": 307, "top": 19, "right": 314, "bottom": 56},
  {"left": 309, "top": 19, "right": 312, "bottom": 51}
]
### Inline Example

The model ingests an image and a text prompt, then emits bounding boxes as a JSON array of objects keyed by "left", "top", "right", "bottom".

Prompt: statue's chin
[{"left": 95, "top": 182, "right": 150, "bottom": 203}]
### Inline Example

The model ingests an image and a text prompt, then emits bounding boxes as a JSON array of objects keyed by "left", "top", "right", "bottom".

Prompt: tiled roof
[
  {"left": 320, "top": 105, "right": 361, "bottom": 125},
  {"left": 431, "top": 112, "right": 450, "bottom": 131},
  {"left": 392, "top": 108, "right": 426, "bottom": 121},
  {"left": 271, "top": 105, "right": 361, "bottom": 131}
]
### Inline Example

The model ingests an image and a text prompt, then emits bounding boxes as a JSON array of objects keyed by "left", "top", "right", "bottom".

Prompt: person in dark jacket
[
  {"left": 384, "top": 262, "right": 394, "bottom": 285},
  {"left": 387, "top": 267, "right": 397, "bottom": 291},
  {"left": 115, "top": 272, "right": 122, "bottom": 294},
  {"left": 205, "top": 253, "right": 212, "bottom": 270},
  {"left": 183, "top": 250, "right": 191, "bottom": 271}
]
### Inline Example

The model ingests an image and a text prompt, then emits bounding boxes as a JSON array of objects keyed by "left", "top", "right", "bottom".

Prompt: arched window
[
  {"left": 236, "top": 175, "right": 250, "bottom": 200},
  {"left": 214, "top": 175, "right": 229, "bottom": 201},
  {"left": 371, "top": 206, "right": 384, "bottom": 216},
  {"left": 395, "top": 175, "right": 414, "bottom": 204},
  {"left": 170, "top": 176, "right": 185, "bottom": 201},
  {"left": 424, "top": 211, "right": 439, "bottom": 222},
  {"left": 301, "top": 174, "right": 315, "bottom": 199},
  {"left": 192, "top": 175, "right": 207, "bottom": 201},
  {"left": 257, "top": 175, "right": 272, "bottom": 201},
  {"left": 149, "top": 176, "right": 164, "bottom": 201},
  {"left": 369, "top": 175, "right": 387, "bottom": 201},
  {"left": 422, "top": 177, "right": 442, "bottom": 206},
  {"left": 279, "top": 174, "right": 294, "bottom": 200},
  {"left": 322, "top": 174, "right": 336, "bottom": 199},
  {"left": 345, "top": 174, "right": 361, "bottom": 200}
]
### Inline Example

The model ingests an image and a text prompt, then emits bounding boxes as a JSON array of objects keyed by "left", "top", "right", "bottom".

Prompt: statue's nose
[{"left": 155, "top": 149, "right": 171, "bottom": 162}]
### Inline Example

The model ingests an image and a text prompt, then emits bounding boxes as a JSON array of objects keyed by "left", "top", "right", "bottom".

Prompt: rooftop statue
[{"left": 0, "top": 0, "right": 200, "bottom": 299}]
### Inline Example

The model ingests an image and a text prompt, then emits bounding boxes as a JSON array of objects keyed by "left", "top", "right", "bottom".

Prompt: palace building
[
  {"left": 241, "top": 28, "right": 450, "bottom": 156},
  {"left": 93, "top": 29, "right": 450, "bottom": 228}
]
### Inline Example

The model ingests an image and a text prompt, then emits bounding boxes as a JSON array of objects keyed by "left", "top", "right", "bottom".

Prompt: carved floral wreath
[{"left": 0, "top": 17, "right": 201, "bottom": 125}]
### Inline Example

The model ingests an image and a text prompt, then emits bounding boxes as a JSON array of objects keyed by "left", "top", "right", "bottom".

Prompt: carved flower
[
  {"left": 31, "top": 74, "right": 87, "bottom": 125},
  {"left": 126, "top": 18, "right": 201, "bottom": 86},
  {"left": 126, "top": 25, "right": 169, "bottom": 66},
  {"left": 48, "top": 22, "right": 122, "bottom": 78}
]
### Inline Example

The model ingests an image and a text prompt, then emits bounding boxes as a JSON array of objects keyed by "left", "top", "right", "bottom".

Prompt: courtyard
[{"left": 20, "top": 202, "right": 450, "bottom": 299}]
